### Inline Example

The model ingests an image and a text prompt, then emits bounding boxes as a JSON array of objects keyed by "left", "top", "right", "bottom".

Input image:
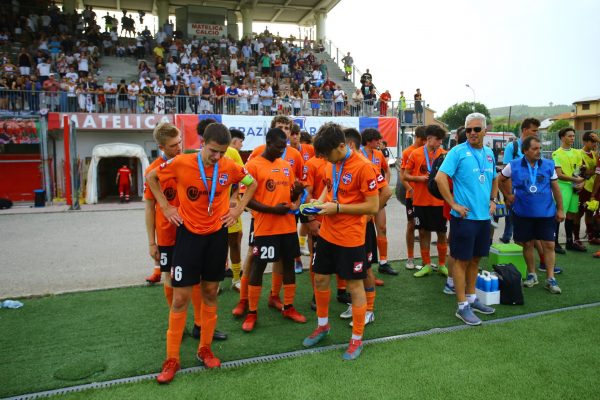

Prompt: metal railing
[{"left": 0, "top": 89, "right": 426, "bottom": 120}]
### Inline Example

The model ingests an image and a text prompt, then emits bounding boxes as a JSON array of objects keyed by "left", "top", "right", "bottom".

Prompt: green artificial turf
[
  {"left": 1, "top": 250, "right": 599, "bottom": 398},
  {"left": 61, "top": 306, "right": 600, "bottom": 400}
]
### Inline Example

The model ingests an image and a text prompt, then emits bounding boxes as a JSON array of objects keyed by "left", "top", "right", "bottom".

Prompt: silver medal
[
  {"left": 529, "top": 185, "right": 537, "bottom": 193},
  {"left": 479, "top": 174, "right": 485, "bottom": 183}
]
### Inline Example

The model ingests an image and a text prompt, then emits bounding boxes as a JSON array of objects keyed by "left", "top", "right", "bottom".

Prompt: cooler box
[
  {"left": 403, "top": 110, "right": 414, "bottom": 124},
  {"left": 488, "top": 243, "right": 526, "bottom": 279}
]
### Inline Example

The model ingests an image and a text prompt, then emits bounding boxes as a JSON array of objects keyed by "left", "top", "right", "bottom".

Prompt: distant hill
[{"left": 489, "top": 104, "right": 573, "bottom": 120}]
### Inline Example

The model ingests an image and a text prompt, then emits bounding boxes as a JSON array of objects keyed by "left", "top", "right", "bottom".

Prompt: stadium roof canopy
[{"left": 69, "top": 0, "right": 341, "bottom": 26}]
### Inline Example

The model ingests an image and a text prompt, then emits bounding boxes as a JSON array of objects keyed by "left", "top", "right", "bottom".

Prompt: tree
[
  {"left": 439, "top": 102, "right": 492, "bottom": 130},
  {"left": 547, "top": 119, "right": 571, "bottom": 133}
]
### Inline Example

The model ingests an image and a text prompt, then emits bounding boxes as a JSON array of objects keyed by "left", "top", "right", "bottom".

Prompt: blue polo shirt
[
  {"left": 502, "top": 139, "right": 523, "bottom": 163},
  {"left": 439, "top": 142, "right": 496, "bottom": 220},
  {"left": 504, "top": 158, "right": 557, "bottom": 218}
]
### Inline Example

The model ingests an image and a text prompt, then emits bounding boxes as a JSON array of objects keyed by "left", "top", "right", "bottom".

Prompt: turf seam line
[{"left": 6, "top": 301, "right": 600, "bottom": 400}]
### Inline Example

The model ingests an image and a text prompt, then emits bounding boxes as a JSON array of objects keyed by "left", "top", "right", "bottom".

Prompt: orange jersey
[
  {"left": 302, "top": 156, "right": 329, "bottom": 199},
  {"left": 144, "top": 157, "right": 179, "bottom": 246},
  {"left": 319, "top": 151, "right": 378, "bottom": 247},
  {"left": 245, "top": 156, "right": 297, "bottom": 236},
  {"left": 360, "top": 147, "right": 389, "bottom": 177},
  {"left": 295, "top": 143, "right": 315, "bottom": 162},
  {"left": 357, "top": 152, "right": 387, "bottom": 190},
  {"left": 156, "top": 153, "right": 248, "bottom": 235},
  {"left": 249, "top": 144, "right": 304, "bottom": 180},
  {"left": 405, "top": 146, "right": 446, "bottom": 207},
  {"left": 400, "top": 144, "right": 420, "bottom": 199}
]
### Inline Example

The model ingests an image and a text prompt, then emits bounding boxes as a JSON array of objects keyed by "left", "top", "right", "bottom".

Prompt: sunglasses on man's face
[{"left": 465, "top": 127, "right": 483, "bottom": 133}]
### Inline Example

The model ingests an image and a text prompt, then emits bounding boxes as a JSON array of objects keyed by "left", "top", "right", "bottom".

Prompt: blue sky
[{"left": 323, "top": 0, "right": 600, "bottom": 114}]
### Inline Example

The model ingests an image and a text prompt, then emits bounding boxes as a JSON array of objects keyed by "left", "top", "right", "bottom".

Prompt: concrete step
[
  {"left": 97, "top": 56, "right": 139, "bottom": 82},
  {"left": 314, "top": 52, "right": 358, "bottom": 96}
]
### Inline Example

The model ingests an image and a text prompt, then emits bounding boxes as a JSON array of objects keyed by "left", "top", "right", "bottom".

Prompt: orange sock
[
  {"left": 407, "top": 247, "right": 414, "bottom": 259},
  {"left": 315, "top": 289, "right": 330, "bottom": 319},
  {"left": 351, "top": 303, "right": 367, "bottom": 339},
  {"left": 153, "top": 266, "right": 161, "bottom": 275},
  {"left": 166, "top": 309, "right": 187, "bottom": 361},
  {"left": 421, "top": 248, "right": 431, "bottom": 265},
  {"left": 271, "top": 272, "right": 283, "bottom": 297},
  {"left": 199, "top": 304, "right": 217, "bottom": 349},
  {"left": 365, "top": 289, "right": 376, "bottom": 312},
  {"left": 191, "top": 284, "right": 203, "bottom": 327},
  {"left": 240, "top": 275, "right": 249, "bottom": 301},
  {"left": 164, "top": 285, "right": 173, "bottom": 308},
  {"left": 283, "top": 283, "right": 296, "bottom": 306},
  {"left": 377, "top": 236, "right": 388, "bottom": 262},
  {"left": 248, "top": 285, "right": 262, "bottom": 312},
  {"left": 437, "top": 243, "right": 448, "bottom": 266},
  {"left": 336, "top": 275, "right": 347, "bottom": 290}
]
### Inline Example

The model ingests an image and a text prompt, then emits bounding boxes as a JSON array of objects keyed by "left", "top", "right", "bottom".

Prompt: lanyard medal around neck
[{"left": 197, "top": 152, "right": 218, "bottom": 216}]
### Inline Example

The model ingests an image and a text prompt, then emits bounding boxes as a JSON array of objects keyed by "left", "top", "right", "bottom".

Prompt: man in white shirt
[
  {"left": 237, "top": 84, "right": 249, "bottom": 115},
  {"left": 333, "top": 85, "right": 346, "bottom": 116},
  {"left": 37, "top": 59, "right": 52, "bottom": 83},
  {"left": 312, "top": 69, "right": 322, "bottom": 81},
  {"left": 65, "top": 66, "right": 79, "bottom": 83},
  {"left": 103, "top": 76, "right": 118, "bottom": 113},
  {"left": 242, "top": 43, "right": 252, "bottom": 63},
  {"left": 165, "top": 57, "right": 179, "bottom": 82}
]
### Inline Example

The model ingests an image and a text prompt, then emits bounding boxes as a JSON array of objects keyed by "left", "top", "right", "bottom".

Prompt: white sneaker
[
  {"left": 405, "top": 259, "right": 415, "bottom": 270},
  {"left": 300, "top": 247, "right": 310, "bottom": 256},
  {"left": 340, "top": 305, "right": 353, "bottom": 319},
  {"left": 231, "top": 279, "right": 241, "bottom": 292},
  {"left": 349, "top": 311, "right": 375, "bottom": 327}
]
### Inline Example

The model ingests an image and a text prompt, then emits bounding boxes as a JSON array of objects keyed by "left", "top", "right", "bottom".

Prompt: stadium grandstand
[{"left": 0, "top": 0, "right": 428, "bottom": 118}]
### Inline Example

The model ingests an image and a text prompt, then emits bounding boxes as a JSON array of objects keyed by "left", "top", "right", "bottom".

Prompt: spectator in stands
[
  {"left": 127, "top": 80, "right": 139, "bottom": 113},
  {"left": 237, "top": 83, "right": 249, "bottom": 115},
  {"left": 117, "top": 78, "right": 128, "bottom": 113},
  {"left": 213, "top": 79, "right": 226, "bottom": 114},
  {"left": 17, "top": 48, "right": 33, "bottom": 77},
  {"left": 341, "top": 52, "right": 353, "bottom": 81},
  {"left": 165, "top": 56, "right": 179, "bottom": 82},
  {"left": 260, "top": 81, "right": 274, "bottom": 115},
  {"left": 360, "top": 69, "right": 372, "bottom": 85},
  {"left": 103, "top": 76, "right": 117, "bottom": 113},
  {"left": 36, "top": 58, "right": 52, "bottom": 84},
  {"left": 333, "top": 85, "right": 346, "bottom": 116},
  {"left": 398, "top": 91, "right": 406, "bottom": 122},
  {"left": 351, "top": 88, "right": 363, "bottom": 116},
  {"left": 414, "top": 88, "right": 423, "bottom": 124},
  {"left": 309, "top": 86, "right": 321, "bottom": 116},
  {"left": 42, "top": 74, "right": 60, "bottom": 111},
  {"left": 226, "top": 82, "right": 239, "bottom": 115},
  {"left": 199, "top": 80, "right": 212, "bottom": 114},
  {"left": 380, "top": 90, "right": 391, "bottom": 117}
]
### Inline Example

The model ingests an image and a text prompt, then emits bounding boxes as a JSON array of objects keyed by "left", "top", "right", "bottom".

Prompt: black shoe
[
  {"left": 213, "top": 329, "right": 228, "bottom": 341},
  {"left": 192, "top": 325, "right": 228, "bottom": 340},
  {"left": 566, "top": 241, "right": 587, "bottom": 252},
  {"left": 555, "top": 244, "right": 566, "bottom": 254},
  {"left": 224, "top": 268, "right": 233, "bottom": 278},
  {"left": 310, "top": 296, "right": 317, "bottom": 311},
  {"left": 378, "top": 263, "right": 399, "bottom": 276},
  {"left": 499, "top": 237, "right": 510, "bottom": 244},
  {"left": 336, "top": 291, "right": 351, "bottom": 305}
]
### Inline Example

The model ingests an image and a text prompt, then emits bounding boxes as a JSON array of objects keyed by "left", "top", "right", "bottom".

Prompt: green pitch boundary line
[{"left": 6, "top": 301, "right": 600, "bottom": 400}]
